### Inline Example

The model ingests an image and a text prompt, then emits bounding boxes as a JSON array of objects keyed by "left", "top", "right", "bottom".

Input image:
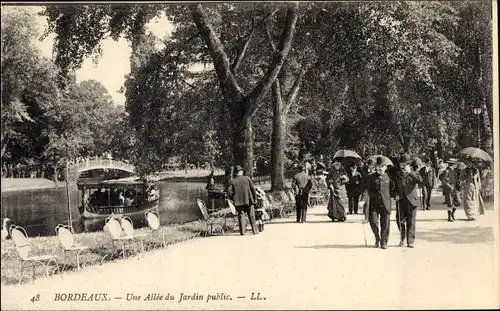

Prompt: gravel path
[{"left": 2, "top": 192, "right": 498, "bottom": 310}]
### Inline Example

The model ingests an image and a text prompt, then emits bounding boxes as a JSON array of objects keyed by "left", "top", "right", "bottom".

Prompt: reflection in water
[{"left": 0, "top": 181, "right": 208, "bottom": 237}]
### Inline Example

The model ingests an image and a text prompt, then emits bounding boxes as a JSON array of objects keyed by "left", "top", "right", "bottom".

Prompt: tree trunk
[
  {"left": 190, "top": 3, "right": 298, "bottom": 181},
  {"left": 1, "top": 134, "right": 8, "bottom": 159},
  {"left": 270, "top": 81, "right": 287, "bottom": 191},
  {"left": 481, "top": 103, "right": 493, "bottom": 154},
  {"left": 231, "top": 113, "right": 254, "bottom": 178}
]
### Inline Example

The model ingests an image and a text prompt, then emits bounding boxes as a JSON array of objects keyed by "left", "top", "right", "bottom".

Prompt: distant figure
[
  {"left": 118, "top": 192, "right": 125, "bottom": 205},
  {"left": 326, "top": 160, "right": 349, "bottom": 222},
  {"left": 206, "top": 171, "right": 216, "bottom": 191},
  {"left": 440, "top": 158, "right": 461, "bottom": 222},
  {"left": 227, "top": 165, "right": 258, "bottom": 235},
  {"left": 460, "top": 160, "right": 482, "bottom": 221},
  {"left": 346, "top": 163, "right": 363, "bottom": 215},
  {"left": 291, "top": 164, "right": 313, "bottom": 223},
  {"left": 419, "top": 157, "right": 435, "bottom": 210}
]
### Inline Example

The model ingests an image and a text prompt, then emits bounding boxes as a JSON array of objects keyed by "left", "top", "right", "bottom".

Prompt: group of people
[
  {"left": 224, "top": 151, "right": 485, "bottom": 246},
  {"left": 291, "top": 152, "right": 486, "bottom": 250}
]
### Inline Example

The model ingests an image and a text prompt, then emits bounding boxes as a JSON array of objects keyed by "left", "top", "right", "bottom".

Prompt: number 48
[{"left": 30, "top": 294, "right": 40, "bottom": 303}]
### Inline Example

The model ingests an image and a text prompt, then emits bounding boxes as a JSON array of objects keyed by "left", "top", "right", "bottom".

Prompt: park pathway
[{"left": 1, "top": 191, "right": 498, "bottom": 310}]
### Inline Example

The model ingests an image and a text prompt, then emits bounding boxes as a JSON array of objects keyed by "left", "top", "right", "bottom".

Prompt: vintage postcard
[{"left": 1, "top": 1, "right": 499, "bottom": 310}]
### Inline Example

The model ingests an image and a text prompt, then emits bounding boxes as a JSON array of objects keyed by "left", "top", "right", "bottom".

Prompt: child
[{"left": 255, "top": 187, "right": 270, "bottom": 232}]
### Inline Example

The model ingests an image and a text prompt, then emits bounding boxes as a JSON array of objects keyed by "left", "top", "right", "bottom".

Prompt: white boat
[{"left": 77, "top": 177, "right": 159, "bottom": 219}]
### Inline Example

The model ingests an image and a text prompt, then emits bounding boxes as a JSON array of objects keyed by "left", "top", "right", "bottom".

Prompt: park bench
[{"left": 10, "top": 225, "right": 62, "bottom": 284}]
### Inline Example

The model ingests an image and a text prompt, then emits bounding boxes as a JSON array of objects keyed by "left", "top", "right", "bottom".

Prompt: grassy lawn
[{"left": 1, "top": 220, "right": 208, "bottom": 286}]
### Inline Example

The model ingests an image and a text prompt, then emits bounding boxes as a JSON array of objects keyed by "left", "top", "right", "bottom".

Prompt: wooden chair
[
  {"left": 104, "top": 215, "right": 136, "bottom": 258},
  {"left": 144, "top": 210, "right": 166, "bottom": 249},
  {"left": 10, "top": 225, "right": 62, "bottom": 284},
  {"left": 196, "top": 199, "right": 226, "bottom": 236},
  {"left": 55, "top": 224, "right": 96, "bottom": 270}
]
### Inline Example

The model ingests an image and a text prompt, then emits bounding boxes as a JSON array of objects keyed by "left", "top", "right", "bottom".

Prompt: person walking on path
[
  {"left": 459, "top": 159, "right": 482, "bottom": 221},
  {"left": 419, "top": 156, "right": 436, "bottom": 210},
  {"left": 227, "top": 165, "right": 259, "bottom": 235},
  {"left": 291, "top": 164, "right": 313, "bottom": 223},
  {"left": 359, "top": 157, "right": 396, "bottom": 249},
  {"left": 395, "top": 154, "right": 423, "bottom": 248},
  {"left": 439, "top": 158, "right": 461, "bottom": 222},
  {"left": 326, "top": 160, "right": 349, "bottom": 222},
  {"left": 346, "top": 163, "right": 363, "bottom": 215}
]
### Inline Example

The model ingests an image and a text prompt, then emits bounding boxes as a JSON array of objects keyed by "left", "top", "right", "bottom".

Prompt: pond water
[{"left": 1, "top": 181, "right": 211, "bottom": 237}]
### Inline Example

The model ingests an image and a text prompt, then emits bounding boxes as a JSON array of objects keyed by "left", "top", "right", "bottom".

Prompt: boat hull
[{"left": 80, "top": 199, "right": 160, "bottom": 219}]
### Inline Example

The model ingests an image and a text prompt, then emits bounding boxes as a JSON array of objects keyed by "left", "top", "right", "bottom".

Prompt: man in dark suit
[
  {"left": 291, "top": 164, "right": 313, "bottom": 223},
  {"left": 227, "top": 165, "right": 259, "bottom": 235},
  {"left": 359, "top": 157, "right": 396, "bottom": 249},
  {"left": 395, "top": 154, "right": 423, "bottom": 248},
  {"left": 419, "top": 156, "right": 435, "bottom": 210},
  {"left": 439, "top": 158, "right": 461, "bottom": 222}
]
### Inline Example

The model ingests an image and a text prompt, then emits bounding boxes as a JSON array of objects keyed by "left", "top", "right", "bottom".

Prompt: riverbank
[
  {"left": 0, "top": 178, "right": 65, "bottom": 193},
  {"left": 0, "top": 220, "right": 208, "bottom": 286}
]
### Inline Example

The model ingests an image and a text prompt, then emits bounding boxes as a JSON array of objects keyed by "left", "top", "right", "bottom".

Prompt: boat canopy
[{"left": 77, "top": 177, "right": 154, "bottom": 190}]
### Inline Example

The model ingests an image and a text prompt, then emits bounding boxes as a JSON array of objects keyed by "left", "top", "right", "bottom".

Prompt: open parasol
[
  {"left": 333, "top": 149, "right": 361, "bottom": 160},
  {"left": 459, "top": 147, "right": 492, "bottom": 162}
]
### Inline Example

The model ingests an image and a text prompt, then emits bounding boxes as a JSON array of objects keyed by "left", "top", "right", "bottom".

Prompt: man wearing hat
[
  {"left": 419, "top": 156, "right": 436, "bottom": 210},
  {"left": 359, "top": 157, "right": 396, "bottom": 249},
  {"left": 439, "top": 158, "right": 461, "bottom": 222},
  {"left": 291, "top": 163, "right": 313, "bottom": 223},
  {"left": 395, "top": 153, "right": 423, "bottom": 248},
  {"left": 227, "top": 165, "right": 259, "bottom": 235}
]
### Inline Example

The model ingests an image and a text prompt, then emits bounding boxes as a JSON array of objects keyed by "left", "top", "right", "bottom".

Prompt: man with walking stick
[
  {"left": 395, "top": 154, "right": 423, "bottom": 248},
  {"left": 358, "top": 157, "right": 396, "bottom": 249}
]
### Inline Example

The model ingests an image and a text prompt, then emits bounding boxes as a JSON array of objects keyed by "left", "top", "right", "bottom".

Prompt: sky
[{"left": 33, "top": 6, "right": 175, "bottom": 106}]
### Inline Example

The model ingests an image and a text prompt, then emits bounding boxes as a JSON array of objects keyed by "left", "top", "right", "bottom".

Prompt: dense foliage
[{"left": 1, "top": 2, "right": 493, "bottom": 186}]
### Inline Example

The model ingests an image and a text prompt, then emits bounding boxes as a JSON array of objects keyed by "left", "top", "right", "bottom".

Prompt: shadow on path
[
  {"left": 418, "top": 226, "right": 494, "bottom": 244},
  {"left": 295, "top": 244, "right": 369, "bottom": 250}
]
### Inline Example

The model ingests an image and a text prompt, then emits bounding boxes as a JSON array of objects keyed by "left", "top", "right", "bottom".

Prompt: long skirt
[
  {"left": 462, "top": 182, "right": 479, "bottom": 219},
  {"left": 327, "top": 193, "right": 347, "bottom": 222}
]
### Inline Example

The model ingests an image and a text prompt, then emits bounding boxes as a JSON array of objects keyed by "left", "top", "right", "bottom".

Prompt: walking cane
[{"left": 360, "top": 200, "right": 368, "bottom": 247}]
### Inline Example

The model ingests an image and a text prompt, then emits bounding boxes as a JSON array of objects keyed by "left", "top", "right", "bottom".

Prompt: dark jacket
[
  {"left": 292, "top": 171, "right": 313, "bottom": 196},
  {"left": 363, "top": 172, "right": 395, "bottom": 213},
  {"left": 227, "top": 175, "right": 257, "bottom": 207},
  {"left": 439, "top": 167, "right": 457, "bottom": 193},
  {"left": 398, "top": 170, "right": 423, "bottom": 207},
  {"left": 419, "top": 166, "right": 435, "bottom": 187},
  {"left": 346, "top": 169, "right": 363, "bottom": 197}
]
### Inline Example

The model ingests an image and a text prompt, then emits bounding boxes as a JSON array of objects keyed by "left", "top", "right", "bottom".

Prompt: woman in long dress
[
  {"left": 327, "top": 160, "right": 349, "bottom": 222},
  {"left": 460, "top": 161, "right": 481, "bottom": 221}
]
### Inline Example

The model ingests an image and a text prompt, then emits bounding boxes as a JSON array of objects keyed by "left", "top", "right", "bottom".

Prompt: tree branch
[
  {"left": 190, "top": 4, "right": 244, "bottom": 103},
  {"left": 264, "top": 21, "right": 277, "bottom": 53},
  {"left": 231, "top": 9, "right": 279, "bottom": 74},
  {"left": 245, "top": 2, "right": 299, "bottom": 119},
  {"left": 231, "top": 20, "right": 255, "bottom": 73}
]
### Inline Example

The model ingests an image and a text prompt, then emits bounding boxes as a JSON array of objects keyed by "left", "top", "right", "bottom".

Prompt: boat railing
[{"left": 85, "top": 199, "right": 159, "bottom": 215}]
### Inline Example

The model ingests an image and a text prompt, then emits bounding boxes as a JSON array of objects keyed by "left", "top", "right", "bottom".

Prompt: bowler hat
[
  {"left": 399, "top": 153, "right": 412, "bottom": 164},
  {"left": 375, "top": 157, "right": 387, "bottom": 168},
  {"left": 234, "top": 165, "right": 243, "bottom": 172}
]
